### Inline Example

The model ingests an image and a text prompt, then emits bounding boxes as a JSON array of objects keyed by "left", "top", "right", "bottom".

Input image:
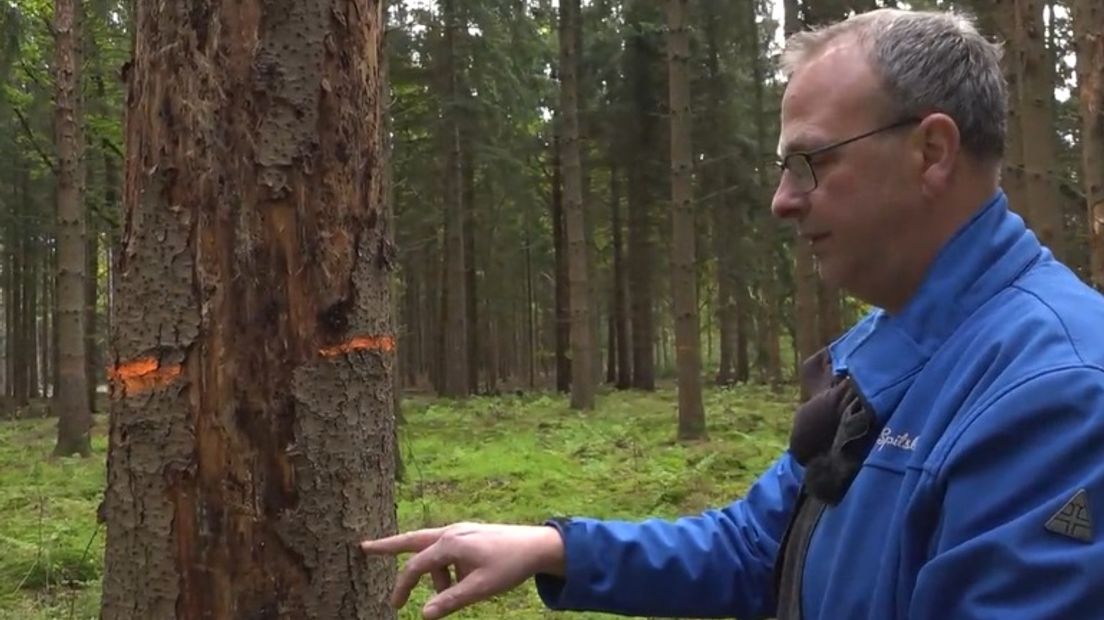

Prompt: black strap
[{"left": 774, "top": 490, "right": 826, "bottom": 620}]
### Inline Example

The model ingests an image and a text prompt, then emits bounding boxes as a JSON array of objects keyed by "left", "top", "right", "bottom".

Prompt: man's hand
[{"left": 360, "top": 522, "right": 566, "bottom": 619}]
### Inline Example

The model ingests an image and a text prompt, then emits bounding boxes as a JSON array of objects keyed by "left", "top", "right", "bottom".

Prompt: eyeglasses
[{"left": 777, "top": 117, "right": 921, "bottom": 193}]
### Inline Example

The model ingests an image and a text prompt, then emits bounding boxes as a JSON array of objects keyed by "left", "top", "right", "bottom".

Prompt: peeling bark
[{"left": 101, "top": 0, "right": 396, "bottom": 618}]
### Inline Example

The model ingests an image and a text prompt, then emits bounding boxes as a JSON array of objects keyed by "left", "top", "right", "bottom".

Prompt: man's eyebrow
[{"left": 779, "top": 135, "right": 822, "bottom": 156}]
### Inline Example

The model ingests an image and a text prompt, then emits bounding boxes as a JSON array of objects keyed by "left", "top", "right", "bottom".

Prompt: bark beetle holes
[{"left": 318, "top": 298, "right": 351, "bottom": 335}]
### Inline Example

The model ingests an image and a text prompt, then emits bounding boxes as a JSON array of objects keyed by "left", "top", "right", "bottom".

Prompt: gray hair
[{"left": 780, "top": 8, "right": 1007, "bottom": 163}]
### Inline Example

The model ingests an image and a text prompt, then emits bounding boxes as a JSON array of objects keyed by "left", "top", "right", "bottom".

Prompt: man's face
[{"left": 772, "top": 41, "right": 923, "bottom": 302}]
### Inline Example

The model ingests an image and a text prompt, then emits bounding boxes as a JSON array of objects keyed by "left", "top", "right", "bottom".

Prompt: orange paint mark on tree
[
  {"left": 319, "top": 335, "right": 395, "bottom": 358},
  {"left": 109, "top": 357, "right": 183, "bottom": 397}
]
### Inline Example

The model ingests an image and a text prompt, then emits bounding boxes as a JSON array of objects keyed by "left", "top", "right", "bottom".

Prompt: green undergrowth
[{"left": 0, "top": 384, "right": 795, "bottom": 619}]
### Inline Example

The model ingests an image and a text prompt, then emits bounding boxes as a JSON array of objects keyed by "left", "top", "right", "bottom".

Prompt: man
[{"left": 362, "top": 8, "right": 1104, "bottom": 619}]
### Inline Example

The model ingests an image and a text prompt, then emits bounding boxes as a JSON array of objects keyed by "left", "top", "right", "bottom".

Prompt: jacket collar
[{"left": 827, "top": 189, "right": 1044, "bottom": 419}]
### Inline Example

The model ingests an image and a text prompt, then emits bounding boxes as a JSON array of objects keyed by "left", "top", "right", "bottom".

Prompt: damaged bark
[{"left": 101, "top": 0, "right": 396, "bottom": 618}]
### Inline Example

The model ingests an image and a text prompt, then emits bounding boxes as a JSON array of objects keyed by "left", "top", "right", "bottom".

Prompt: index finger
[{"left": 360, "top": 527, "right": 447, "bottom": 555}]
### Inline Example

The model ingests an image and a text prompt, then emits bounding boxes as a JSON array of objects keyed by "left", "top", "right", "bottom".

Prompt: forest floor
[{"left": 0, "top": 383, "right": 796, "bottom": 619}]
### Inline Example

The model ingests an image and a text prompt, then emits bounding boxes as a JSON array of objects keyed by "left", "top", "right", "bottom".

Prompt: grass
[{"left": 0, "top": 383, "right": 796, "bottom": 619}]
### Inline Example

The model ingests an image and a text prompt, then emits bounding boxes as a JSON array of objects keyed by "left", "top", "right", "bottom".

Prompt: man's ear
[{"left": 916, "top": 113, "right": 960, "bottom": 199}]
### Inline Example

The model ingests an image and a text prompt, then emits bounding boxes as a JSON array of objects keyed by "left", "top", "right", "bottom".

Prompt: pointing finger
[{"left": 360, "top": 528, "right": 447, "bottom": 556}]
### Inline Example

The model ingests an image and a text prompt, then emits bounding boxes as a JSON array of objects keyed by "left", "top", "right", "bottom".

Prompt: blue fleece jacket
[{"left": 534, "top": 190, "right": 1104, "bottom": 619}]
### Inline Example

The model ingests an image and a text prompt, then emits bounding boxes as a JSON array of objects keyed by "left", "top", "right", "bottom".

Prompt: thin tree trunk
[
  {"left": 86, "top": 223, "right": 98, "bottom": 408},
  {"left": 5, "top": 233, "right": 12, "bottom": 399},
  {"left": 1074, "top": 0, "right": 1104, "bottom": 289},
  {"left": 1014, "top": 0, "right": 1065, "bottom": 258},
  {"left": 25, "top": 231, "right": 38, "bottom": 399},
  {"left": 40, "top": 248, "right": 51, "bottom": 398},
  {"left": 524, "top": 219, "right": 536, "bottom": 388},
  {"left": 606, "top": 301, "right": 616, "bottom": 384},
  {"left": 551, "top": 133, "right": 571, "bottom": 392},
  {"left": 735, "top": 275, "right": 750, "bottom": 382},
  {"left": 101, "top": 0, "right": 396, "bottom": 617},
  {"left": 51, "top": 240, "right": 59, "bottom": 403},
  {"left": 610, "top": 162, "right": 631, "bottom": 389},
  {"left": 53, "top": 0, "right": 91, "bottom": 455},
  {"left": 560, "top": 0, "right": 595, "bottom": 410},
  {"left": 10, "top": 178, "right": 25, "bottom": 405},
  {"left": 667, "top": 0, "right": 704, "bottom": 439},
  {"left": 425, "top": 235, "right": 440, "bottom": 390},
  {"left": 441, "top": 0, "right": 468, "bottom": 397},
  {"left": 626, "top": 2, "right": 658, "bottom": 391},
  {"left": 750, "top": 0, "right": 786, "bottom": 386},
  {"left": 462, "top": 137, "right": 479, "bottom": 393},
  {"left": 704, "top": 2, "right": 737, "bottom": 387},
  {"left": 970, "top": 0, "right": 1030, "bottom": 219}
]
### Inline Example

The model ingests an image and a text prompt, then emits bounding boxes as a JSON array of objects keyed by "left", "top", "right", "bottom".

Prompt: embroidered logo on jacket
[
  {"left": 875, "top": 427, "right": 917, "bottom": 452},
  {"left": 1045, "top": 489, "right": 1094, "bottom": 543}
]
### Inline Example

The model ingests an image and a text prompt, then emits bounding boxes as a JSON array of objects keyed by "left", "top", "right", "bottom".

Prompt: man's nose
[{"left": 771, "top": 177, "right": 810, "bottom": 220}]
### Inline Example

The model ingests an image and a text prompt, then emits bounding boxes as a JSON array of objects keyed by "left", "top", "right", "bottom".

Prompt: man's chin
[{"left": 813, "top": 258, "right": 844, "bottom": 288}]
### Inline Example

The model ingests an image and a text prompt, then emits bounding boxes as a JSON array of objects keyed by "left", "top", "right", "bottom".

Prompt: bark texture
[
  {"left": 559, "top": 0, "right": 595, "bottom": 409},
  {"left": 53, "top": 0, "right": 92, "bottom": 456},
  {"left": 667, "top": 0, "right": 704, "bottom": 438},
  {"left": 1074, "top": 0, "right": 1104, "bottom": 289},
  {"left": 101, "top": 1, "right": 396, "bottom": 618}
]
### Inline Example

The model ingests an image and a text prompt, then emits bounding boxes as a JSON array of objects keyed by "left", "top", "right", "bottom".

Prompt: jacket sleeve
[
  {"left": 910, "top": 367, "right": 1104, "bottom": 619},
  {"left": 534, "top": 453, "right": 802, "bottom": 619}
]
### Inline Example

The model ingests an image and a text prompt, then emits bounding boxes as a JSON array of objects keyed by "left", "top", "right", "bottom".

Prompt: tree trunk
[
  {"left": 735, "top": 276, "right": 750, "bottom": 382},
  {"left": 25, "top": 231, "right": 38, "bottom": 399},
  {"left": 968, "top": 0, "right": 1029, "bottom": 218},
  {"left": 551, "top": 132, "right": 571, "bottom": 392},
  {"left": 5, "top": 232, "right": 12, "bottom": 399},
  {"left": 51, "top": 240, "right": 59, "bottom": 402},
  {"left": 1074, "top": 0, "right": 1104, "bottom": 289},
  {"left": 40, "top": 247, "right": 51, "bottom": 398},
  {"left": 402, "top": 255, "right": 420, "bottom": 386},
  {"left": 703, "top": 2, "right": 736, "bottom": 387},
  {"left": 1014, "top": 0, "right": 1064, "bottom": 259},
  {"left": 610, "top": 162, "right": 632, "bottom": 389},
  {"left": 462, "top": 136, "right": 479, "bottom": 393},
  {"left": 626, "top": 1, "right": 658, "bottom": 391},
  {"left": 667, "top": 0, "right": 704, "bottom": 438},
  {"left": 10, "top": 170, "right": 26, "bottom": 405},
  {"left": 426, "top": 235, "right": 441, "bottom": 391},
  {"left": 559, "top": 0, "right": 595, "bottom": 410},
  {"left": 441, "top": 0, "right": 468, "bottom": 398},
  {"left": 100, "top": 1, "right": 396, "bottom": 617},
  {"left": 524, "top": 219, "right": 536, "bottom": 388},
  {"left": 86, "top": 223, "right": 98, "bottom": 407},
  {"left": 53, "top": 0, "right": 92, "bottom": 456},
  {"left": 746, "top": 0, "right": 780, "bottom": 387}
]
